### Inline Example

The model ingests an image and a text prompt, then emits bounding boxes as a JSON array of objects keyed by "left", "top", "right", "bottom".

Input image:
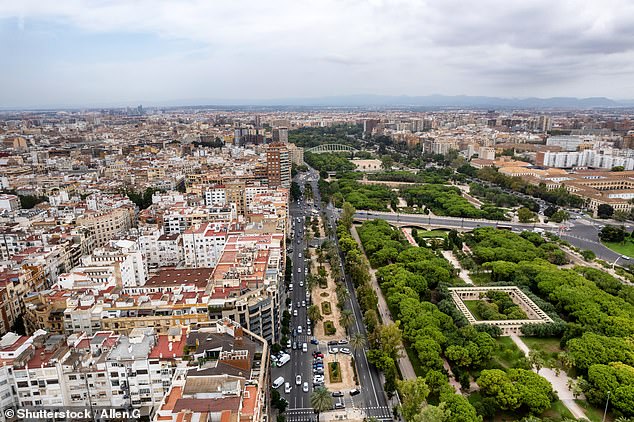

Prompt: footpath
[
  {"left": 510, "top": 335, "right": 587, "bottom": 420},
  {"left": 350, "top": 225, "right": 418, "bottom": 380}
]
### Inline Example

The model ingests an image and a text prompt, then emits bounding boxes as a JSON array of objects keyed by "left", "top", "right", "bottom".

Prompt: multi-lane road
[
  {"left": 271, "top": 169, "right": 391, "bottom": 422},
  {"left": 355, "top": 210, "right": 629, "bottom": 263}
]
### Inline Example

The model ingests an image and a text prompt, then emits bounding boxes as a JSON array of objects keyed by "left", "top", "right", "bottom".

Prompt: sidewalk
[
  {"left": 510, "top": 335, "right": 587, "bottom": 420},
  {"left": 441, "top": 250, "right": 474, "bottom": 285},
  {"left": 350, "top": 225, "right": 418, "bottom": 380}
]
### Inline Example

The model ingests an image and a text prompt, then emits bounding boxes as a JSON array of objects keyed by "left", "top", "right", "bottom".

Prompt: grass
[
  {"left": 415, "top": 229, "right": 449, "bottom": 238},
  {"left": 463, "top": 300, "right": 486, "bottom": 320},
  {"left": 487, "top": 337, "right": 529, "bottom": 370},
  {"left": 324, "top": 320, "right": 336, "bottom": 335},
  {"left": 575, "top": 399, "right": 614, "bottom": 422},
  {"left": 328, "top": 361, "right": 342, "bottom": 383},
  {"left": 470, "top": 272, "right": 493, "bottom": 285},
  {"left": 470, "top": 393, "right": 574, "bottom": 422},
  {"left": 521, "top": 337, "right": 563, "bottom": 363},
  {"left": 321, "top": 301, "right": 332, "bottom": 315},
  {"left": 602, "top": 239, "right": 634, "bottom": 258}
]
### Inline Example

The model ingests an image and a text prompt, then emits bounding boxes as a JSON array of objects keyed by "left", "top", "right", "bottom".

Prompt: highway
[{"left": 272, "top": 169, "right": 391, "bottom": 422}]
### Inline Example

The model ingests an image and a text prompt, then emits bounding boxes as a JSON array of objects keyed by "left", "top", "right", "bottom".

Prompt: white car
[
  {"left": 307, "top": 319, "right": 311, "bottom": 326},
  {"left": 303, "top": 382, "right": 309, "bottom": 393},
  {"left": 297, "top": 326, "right": 303, "bottom": 334},
  {"left": 299, "top": 281, "right": 304, "bottom": 287},
  {"left": 296, "top": 375, "right": 302, "bottom": 385},
  {"left": 307, "top": 328, "right": 312, "bottom": 336},
  {"left": 313, "top": 375, "right": 325, "bottom": 383},
  {"left": 329, "top": 347, "right": 338, "bottom": 354},
  {"left": 285, "top": 382, "right": 292, "bottom": 394},
  {"left": 293, "top": 310, "right": 298, "bottom": 317},
  {"left": 302, "top": 300, "right": 306, "bottom": 307},
  {"left": 339, "top": 347, "right": 350, "bottom": 354}
]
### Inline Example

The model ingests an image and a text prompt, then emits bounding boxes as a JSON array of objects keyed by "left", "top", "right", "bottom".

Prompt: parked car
[
  {"left": 296, "top": 375, "right": 302, "bottom": 385},
  {"left": 332, "top": 391, "right": 344, "bottom": 397},
  {"left": 350, "top": 388, "right": 360, "bottom": 396},
  {"left": 340, "top": 347, "right": 350, "bottom": 354}
]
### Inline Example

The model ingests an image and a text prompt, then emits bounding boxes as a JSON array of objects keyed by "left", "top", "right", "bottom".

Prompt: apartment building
[
  {"left": 76, "top": 208, "right": 134, "bottom": 249},
  {"left": 182, "top": 222, "right": 230, "bottom": 268},
  {"left": 266, "top": 143, "right": 291, "bottom": 188}
]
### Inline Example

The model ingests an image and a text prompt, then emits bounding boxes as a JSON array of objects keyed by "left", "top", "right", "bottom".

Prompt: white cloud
[{"left": 2, "top": 0, "right": 634, "bottom": 105}]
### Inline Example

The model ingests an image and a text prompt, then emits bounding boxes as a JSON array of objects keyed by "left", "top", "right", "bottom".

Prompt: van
[
  {"left": 272, "top": 377, "right": 285, "bottom": 389},
  {"left": 277, "top": 354, "right": 290, "bottom": 367}
]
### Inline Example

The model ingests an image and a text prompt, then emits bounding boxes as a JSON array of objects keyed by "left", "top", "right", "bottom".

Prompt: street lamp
[
  {"left": 613, "top": 256, "right": 622, "bottom": 270},
  {"left": 602, "top": 390, "right": 611, "bottom": 422}
]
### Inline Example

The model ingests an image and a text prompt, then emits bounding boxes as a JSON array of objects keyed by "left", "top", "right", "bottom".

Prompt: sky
[{"left": 2, "top": 0, "right": 634, "bottom": 107}]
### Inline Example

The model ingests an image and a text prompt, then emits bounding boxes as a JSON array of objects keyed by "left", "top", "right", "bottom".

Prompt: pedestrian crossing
[{"left": 284, "top": 406, "right": 392, "bottom": 422}]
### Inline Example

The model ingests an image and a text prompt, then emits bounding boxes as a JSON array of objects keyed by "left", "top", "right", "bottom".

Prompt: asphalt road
[
  {"left": 272, "top": 170, "right": 392, "bottom": 422},
  {"left": 356, "top": 211, "right": 629, "bottom": 263}
]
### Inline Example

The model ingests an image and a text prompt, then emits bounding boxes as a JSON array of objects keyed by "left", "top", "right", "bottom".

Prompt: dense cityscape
[{"left": 0, "top": 106, "right": 632, "bottom": 422}]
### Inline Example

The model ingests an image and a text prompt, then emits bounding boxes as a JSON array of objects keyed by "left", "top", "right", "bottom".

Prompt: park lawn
[
  {"left": 521, "top": 337, "right": 563, "bottom": 363},
  {"left": 469, "top": 272, "right": 493, "bottom": 285},
  {"left": 487, "top": 337, "right": 528, "bottom": 370},
  {"left": 574, "top": 399, "right": 614, "bottom": 422},
  {"left": 602, "top": 239, "right": 634, "bottom": 258},
  {"left": 416, "top": 229, "right": 449, "bottom": 238},
  {"left": 463, "top": 300, "right": 486, "bottom": 320}
]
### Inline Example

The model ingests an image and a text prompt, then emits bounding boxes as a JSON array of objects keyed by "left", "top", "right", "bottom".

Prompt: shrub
[
  {"left": 322, "top": 302, "right": 332, "bottom": 315},
  {"left": 328, "top": 361, "right": 342, "bottom": 383},
  {"left": 324, "top": 320, "right": 337, "bottom": 335}
]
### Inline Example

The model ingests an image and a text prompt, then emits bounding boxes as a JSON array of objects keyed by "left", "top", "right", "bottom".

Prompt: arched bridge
[{"left": 305, "top": 144, "right": 358, "bottom": 154}]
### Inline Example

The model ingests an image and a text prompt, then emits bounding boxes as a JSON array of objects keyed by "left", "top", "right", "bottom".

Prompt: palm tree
[
  {"left": 336, "top": 284, "right": 350, "bottom": 305},
  {"left": 339, "top": 310, "right": 354, "bottom": 334},
  {"left": 308, "top": 305, "right": 323, "bottom": 323},
  {"left": 350, "top": 333, "right": 366, "bottom": 353},
  {"left": 307, "top": 274, "right": 320, "bottom": 291},
  {"left": 310, "top": 387, "right": 332, "bottom": 422}
]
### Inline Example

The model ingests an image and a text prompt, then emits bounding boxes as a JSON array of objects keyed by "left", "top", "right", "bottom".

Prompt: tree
[
  {"left": 549, "top": 210, "right": 570, "bottom": 223},
  {"left": 350, "top": 333, "right": 366, "bottom": 353},
  {"left": 518, "top": 207, "right": 538, "bottom": 223},
  {"left": 413, "top": 403, "right": 451, "bottom": 422},
  {"left": 543, "top": 206, "right": 558, "bottom": 217},
  {"left": 599, "top": 225, "right": 627, "bottom": 243},
  {"left": 614, "top": 210, "right": 630, "bottom": 222},
  {"left": 598, "top": 203, "right": 615, "bottom": 219},
  {"left": 306, "top": 274, "right": 320, "bottom": 291},
  {"left": 308, "top": 305, "right": 323, "bottom": 323},
  {"left": 310, "top": 387, "right": 332, "bottom": 422},
  {"left": 375, "top": 322, "right": 403, "bottom": 361},
  {"left": 612, "top": 166, "right": 625, "bottom": 172},
  {"left": 397, "top": 377, "right": 430, "bottom": 421},
  {"left": 341, "top": 202, "right": 356, "bottom": 229},
  {"left": 339, "top": 309, "right": 354, "bottom": 334},
  {"left": 528, "top": 350, "right": 546, "bottom": 374}
]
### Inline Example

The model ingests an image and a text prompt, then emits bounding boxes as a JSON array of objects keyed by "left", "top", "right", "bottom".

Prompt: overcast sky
[{"left": 2, "top": 0, "right": 634, "bottom": 107}]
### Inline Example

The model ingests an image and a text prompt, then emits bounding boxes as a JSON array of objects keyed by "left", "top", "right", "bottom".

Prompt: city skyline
[{"left": 2, "top": 0, "right": 634, "bottom": 107}]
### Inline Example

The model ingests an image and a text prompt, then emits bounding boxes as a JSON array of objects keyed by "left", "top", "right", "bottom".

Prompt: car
[
  {"left": 313, "top": 375, "right": 324, "bottom": 383},
  {"left": 298, "top": 253, "right": 302, "bottom": 258},
  {"left": 327, "top": 340, "right": 338, "bottom": 346},
  {"left": 299, "top": 281, "right": 304, "bottom": 287},
  {"left": 286, "top": 339, "right": 291, "bottom": 348},
  {"left": 292, "top": 328, "right": 297, "bottom": 337},
  {"left": 306, "top": 291, "right": 310, "bottom": 298},
  {"left": 313, "top": 369, "right": 324, "bottom": 376},
  {"left": 303, "top": 382, "right": 309, "bottom": 393},
  {"left": 329, "top": 347, "right": 338, "bottom": 354},
  {"left": 302, "top": 300, "right": 306, "bottom": 307},
  {"left": 338, "top": 339, "right": 348, "bottom": 345},
  {"left": 313, "top": 352, "right": 324, "bottom": 358},
  {"left": 293, "top": 310, "right": 298, "bottom": 317},
  {"left": 288, "top": 283, "right": 293, "bottom": 291},
  {"left": 297, "top": 302, "right": 301, "bottom": 308},
  {"left": 298, "top": 268, "right": 302, "bottom": 273},
  {"left": 271, "top": 355, "right": 278, "bottom": 363},
  {"left": 306, "top": 319, "right": 311, "bottom": 326},
  {"left": 302, "top": 343, "right": 308, "bottom": 352},
  {"left": 284, "top": 382, "right": 292, "bottom": 394},
  {"left": 350, "top": 388, "right": 360, "bottom": 396},
  {"left": 310, "top": 338, "right": 319, "bottom": 345},
  {"left": 296, "top": 375, "right": 302, "bottom": 385},
  {"left": 307, "top": 328, "right": 312, "bottom": 336},
  {"left": 334, "top": 402, "right": 345, "bottom": 409},
  {"left": 313, "top": 362, "right": 323, "bottom": 367},
  {"left": 339, "top": 347, "right": 350, "bottom": 354},
  {"left": 297, "top": 326, "right": 302, "bottom": 334},
  {"left": 622, "top": 255, "right": 630, "bottom": 260},
  {"left": 332, "top": 391, "right": 344, "bottom": 397}
]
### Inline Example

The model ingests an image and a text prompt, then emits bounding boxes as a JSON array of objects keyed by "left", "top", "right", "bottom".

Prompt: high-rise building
[
  {"left": 266, "top": 143, "right": 290, "bottom": 188},
  {"left": 272, "top": 127, "right": 289, "bottom": 143}
]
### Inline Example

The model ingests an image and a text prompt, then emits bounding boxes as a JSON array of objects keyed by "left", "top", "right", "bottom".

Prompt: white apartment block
[
  {"left": 204, "top": 188, "right": 227, "bottom": 206},
  {"left": 182, "top": 222, "right": 229, "bottom": 268}
]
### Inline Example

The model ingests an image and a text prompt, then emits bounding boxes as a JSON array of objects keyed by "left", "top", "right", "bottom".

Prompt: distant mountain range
[
  {"left": 151, "top": 94, "right": 634, "bottom": 109},
  {"left": 5, "top": 94, "right": 634, "bottom": 111}
]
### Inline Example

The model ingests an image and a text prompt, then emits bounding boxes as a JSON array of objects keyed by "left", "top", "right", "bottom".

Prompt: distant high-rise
[
  {"left": 272, "top": 127, "right": 289, "bottom": 143},
  {"left": 363, "top": 119, "right": 379, "bottom": 137},
  {"left": 266, "top": 143, "right": 291, "bottom": 188}
]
